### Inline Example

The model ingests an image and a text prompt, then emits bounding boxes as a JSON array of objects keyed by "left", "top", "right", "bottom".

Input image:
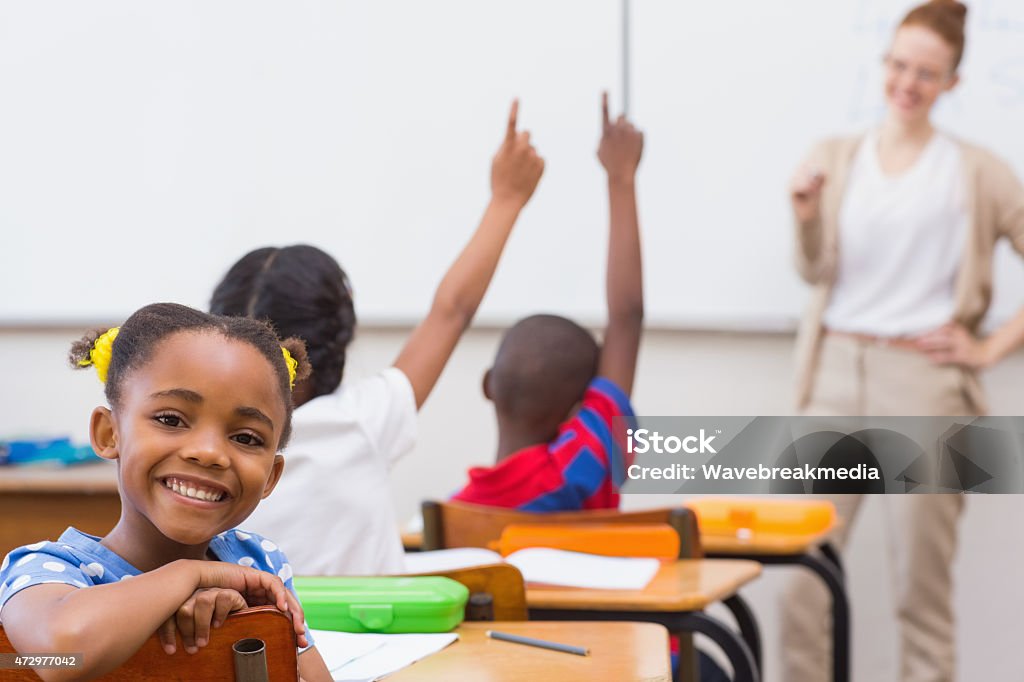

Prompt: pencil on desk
[{"left": 485, "top": 630, "right": 590, "bottom": 657}]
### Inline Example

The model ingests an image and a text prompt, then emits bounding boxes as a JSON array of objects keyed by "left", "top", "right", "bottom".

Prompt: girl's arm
[
  {"left": 1, "top": 560, "right": 301, "bottom": 681},
  {"left": 394, "top": 99, "right": 544, "bottom": 408},
  {"left": 298, "top": 646, "right": 333, "bottom": 682}
]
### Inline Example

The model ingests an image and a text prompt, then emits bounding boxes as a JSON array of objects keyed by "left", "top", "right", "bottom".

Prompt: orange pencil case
[
  {"left": 489, "top": 523, "right": 680, "bottom": 560},
  {"left": 685, "top": 498, "right": 836, "bottom": 536}
]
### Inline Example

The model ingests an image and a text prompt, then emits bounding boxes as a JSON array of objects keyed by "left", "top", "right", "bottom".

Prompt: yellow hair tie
[
  {"left": 281, "top": 347, "right": 298, "bottom": 389},
  {"left": 78, "top": 327, "right": 120, "bottom": 383}
]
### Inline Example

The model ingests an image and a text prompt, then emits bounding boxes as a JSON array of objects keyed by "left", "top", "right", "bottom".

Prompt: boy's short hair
[{"left": 489, "top": 314, "right": 599, "bottom": 424}]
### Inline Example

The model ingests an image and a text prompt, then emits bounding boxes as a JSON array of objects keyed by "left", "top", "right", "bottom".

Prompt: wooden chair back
[
  {"left": 403, "top": 562, "right": 529, "bottom": 621},
  {"left": 421, "top": 500, "right": 702, "bottom": 558},
  {"left": 0, "top": 606, "right": 297, "bottom": 681}
]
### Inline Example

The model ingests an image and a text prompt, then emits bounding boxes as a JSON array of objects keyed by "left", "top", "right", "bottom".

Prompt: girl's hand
[
  {"left": 490, "top": 99, "right": 545, "bottom": 208},
  {"left": 597, "top": 92, "right": 643, "bottom": 184},
  {"left": 189, "top": 561, "right": 309, "bottom": 649},
  {"left": 916, "top": 323, "right": 994, "bottom": 369},
  {"left": 790, "top": 165, "right": 826, "bottom": 224},
  {"left": 158, "top": 588, "right": 248, "bottom": 654}
]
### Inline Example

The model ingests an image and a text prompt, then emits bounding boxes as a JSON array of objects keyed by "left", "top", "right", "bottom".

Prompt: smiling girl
[{"left": 0, "top": 303, "right": 332, "bottom": 681}]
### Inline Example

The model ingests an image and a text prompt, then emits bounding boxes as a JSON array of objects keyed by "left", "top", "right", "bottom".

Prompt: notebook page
[{"left": 506, "top": 548, "right": 660, "bottom": 589}]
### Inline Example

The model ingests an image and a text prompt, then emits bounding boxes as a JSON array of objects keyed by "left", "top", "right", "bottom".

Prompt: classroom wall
[{"left": 2, "top": 326, "right": 1023, "bottom": 681}]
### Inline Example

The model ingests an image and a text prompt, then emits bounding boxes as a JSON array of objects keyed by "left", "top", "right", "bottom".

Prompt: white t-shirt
[
  {"left": 243, "top": 367, "right": 417, "bottom": 575},
  {"left": 823, "top": 129, "right": 968, "bottom": 336}
]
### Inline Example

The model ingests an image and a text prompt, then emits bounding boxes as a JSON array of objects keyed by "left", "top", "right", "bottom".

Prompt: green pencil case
[{"left": 293, "top": 576, "right": 468, "bottom": 633}]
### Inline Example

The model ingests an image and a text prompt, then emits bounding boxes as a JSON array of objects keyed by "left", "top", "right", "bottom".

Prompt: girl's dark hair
[
  {"left": 69, "top": 303, "right": 311, "bottom": 448},
  {"left": 209, "top": 245, "right": 356, "bottom": 401}
]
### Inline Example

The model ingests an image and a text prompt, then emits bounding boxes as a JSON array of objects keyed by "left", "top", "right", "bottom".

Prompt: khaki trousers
[{"left": 782, "top": 335, "right": 973, "bottom": 682}]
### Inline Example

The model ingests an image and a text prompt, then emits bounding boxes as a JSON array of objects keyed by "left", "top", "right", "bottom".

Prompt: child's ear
[
  {"left": 90, "top": 407, "right": 119, "bottom": 461},
  {"left": 261, "top": 455, "right": 285, "bottom": 499},
  {"left": 482, "top": 369, "right": 494, "bottom": 402}
]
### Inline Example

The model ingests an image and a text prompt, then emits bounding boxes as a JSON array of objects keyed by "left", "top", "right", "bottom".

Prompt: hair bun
[
  {"left": 929, "top": 0, "right": 967, "bottom": 24},
  {"left": 901, "top": 0, "right": 968, "bottom": 68}
]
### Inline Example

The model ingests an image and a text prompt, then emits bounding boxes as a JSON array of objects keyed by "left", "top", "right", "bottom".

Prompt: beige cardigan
[{"left": 793, "top": 134, "right": 1024, "bottom": 411}]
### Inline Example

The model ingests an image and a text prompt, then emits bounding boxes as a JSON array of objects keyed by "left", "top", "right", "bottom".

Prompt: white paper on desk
[
  {"left": 401, "top": 547, "right": 503, "bottom": 573},
  {"left": 506, "top": 548, "right": 660, "bottom": 590},
  {"left": 310, "top": 629, "right": 458, "bottom": 681},
  {"left": 306, "top": 630, "right": 385, "bottom": 671}
]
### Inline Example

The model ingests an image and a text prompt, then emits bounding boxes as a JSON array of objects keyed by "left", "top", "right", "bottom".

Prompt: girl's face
[
  {"left": 92, "top": 331, "right": 287, "bottom": 546},
  {"left": 883, "top": 25, "right": 959, "bottom": 125}
]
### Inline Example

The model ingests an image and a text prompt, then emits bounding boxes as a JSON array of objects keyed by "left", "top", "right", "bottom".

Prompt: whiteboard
[
  {"left": 632, "top": 0, "right": 1024, "bottom": 328},
  {"left": 0, "top": 0, "right": 1021, "bottom": 330}
]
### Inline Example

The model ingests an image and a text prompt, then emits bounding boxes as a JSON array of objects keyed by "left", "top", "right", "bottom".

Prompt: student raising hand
[
  {"left": 598, "top": 91, "right": 643, "bottom": 183},
  {"left": 596, "top": 92, "right": 644, "bottom": 396},
  {"left": 394, "top": 98, "right": 545, "bottom": 407},
  {"left": 209, "top": 100, "right": 545, "bottom": 578},
  {"left": 491, "top": 99, "right": 545, "bottom": 206}
]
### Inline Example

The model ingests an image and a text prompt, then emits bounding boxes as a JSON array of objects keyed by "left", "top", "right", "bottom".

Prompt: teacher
[{"left": 784, "top": 1, "right": 1024, "bottom": 681}]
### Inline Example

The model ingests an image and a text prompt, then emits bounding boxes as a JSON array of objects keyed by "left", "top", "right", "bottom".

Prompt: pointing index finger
[
  {"left": 506, "top": 99, "right": 519, "bottom": 140},
  {"left": 602, "top": 91, "right": 610, "bottom": 129}
]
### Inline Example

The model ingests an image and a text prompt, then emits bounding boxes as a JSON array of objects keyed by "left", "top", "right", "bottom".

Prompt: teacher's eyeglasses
[{"left": 883, "top": 55, "right": 950, "bottom": 85}]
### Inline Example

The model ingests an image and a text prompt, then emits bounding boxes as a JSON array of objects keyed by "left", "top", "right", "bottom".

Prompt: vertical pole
[{"left": 622, "top": 0, "right": 631, "bottom": 115}]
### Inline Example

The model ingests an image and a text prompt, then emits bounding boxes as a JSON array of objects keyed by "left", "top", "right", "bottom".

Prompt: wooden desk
[
  {"left": 0, "top": 463, "right": 120, "bottom": 555},
  {"left": 388, "top": 621, "right": 671, "bottom": 682},
  {"left": 527, "top": 559, "right": 762, "bottom": 682},
  {"left": 526, "top": 558, "right": 760, "bottom": 612}
]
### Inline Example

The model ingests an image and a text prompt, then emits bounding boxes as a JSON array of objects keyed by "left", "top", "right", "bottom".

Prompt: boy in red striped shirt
[{"left": 453, "top": 94, "right": 644, "bottom": 511}]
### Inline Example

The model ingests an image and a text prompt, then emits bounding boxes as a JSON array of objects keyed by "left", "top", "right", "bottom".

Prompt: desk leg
[
  {"left": 819, "top": 541, "right": 844, "bottom": 580},
  {"left": 528, "top": 608, "right": 759, "bottom": 682},
  {"left": 707, "top": 551, "right": 850, "bottom": 682},
  {"left": 723, "top": 594, "right": 761, "bottom": 674},
  {"left": 794, "top": 553, "right": 849, "bottom": 682},
  {"left": 675, "top": 612, "right": 759, "bottom": 682}
]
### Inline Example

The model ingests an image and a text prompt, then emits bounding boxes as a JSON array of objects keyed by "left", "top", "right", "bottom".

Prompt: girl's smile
[{"left": 159, "top": 475, "right": 232, "bottom": 504}]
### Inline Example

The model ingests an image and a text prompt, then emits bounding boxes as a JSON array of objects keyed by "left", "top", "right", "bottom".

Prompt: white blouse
[{"left": 823, "top": 128, "right": 969, "bottom": 337}]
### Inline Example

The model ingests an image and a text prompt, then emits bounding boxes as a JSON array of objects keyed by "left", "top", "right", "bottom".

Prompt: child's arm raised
[
  {"left": 0, "top": 560, "right": 304, "bottom": 681},
  {"left": 394, "top": 99, "right": 544, "bottom": 408},
  {"left": 596, "top": 92, "right": 644, "bottom": 396}
]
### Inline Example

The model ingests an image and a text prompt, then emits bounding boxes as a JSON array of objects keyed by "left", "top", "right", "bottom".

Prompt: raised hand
[
  {"left": 491, "top": 99, "right": 545, "bottom": 207},
  {"left": 790, "top": 165, "right": 826, "bottom": 224},
  {"left": 597, "top": 92, "right": 644, "bottom": 183}
]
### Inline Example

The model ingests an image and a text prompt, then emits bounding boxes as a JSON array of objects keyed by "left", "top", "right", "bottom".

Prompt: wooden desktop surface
[
  {"left": 0, "top": 462, "right": 120, "bottom": 555},
  {"left": 388, "top": 621, "right": 671, "bottom": 682},
  {"left": 526, "top": 559, "right": 761, "bottom": 612}
]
